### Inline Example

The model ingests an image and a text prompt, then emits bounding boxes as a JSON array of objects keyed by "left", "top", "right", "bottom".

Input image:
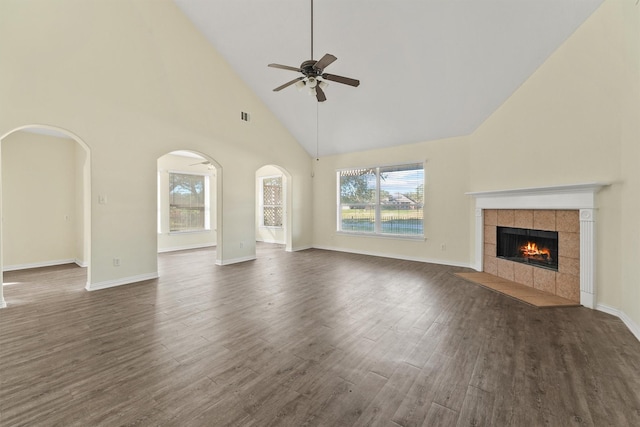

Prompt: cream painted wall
[
  {"left": 256, "top": 165, "right": 286, "bottom": 245},
  {"left": 312, "top": 136, "right": 471, "bottom": 267},
  {"left": 157, "top": 153, "right": 216, "bottom": 252},
  {"left": 0, "top": 0, "right": 313, "bottom": 289},
  {"left": 468, "top": 0, "right": 639, "bottom": 332},
  {"left": 1, "top": 132, "right": 80, "bottom": 268}
]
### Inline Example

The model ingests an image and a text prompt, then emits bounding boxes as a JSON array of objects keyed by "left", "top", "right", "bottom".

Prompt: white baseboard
[
  {"left": 215, "top": 255, "right": 257, "bottom": 266},
  {"left": 0, "top": 297, "right": 6, "bottom": 308},
  {"left": 290, "top": 245, "right": 313, "bottom": 252},
  {"left": 311, "top": 245, "right": 472, "bottom": 269},
  {"left": 158, "top": 243, "right": 216, "bottom": 253},
  {"left": 256, "top": 238, "right": 285, "bottom": 245},
  {"left": 75, "top": 259, "right": 88, "bottom": 268},
  {"left": 3, "top": 258, "right": 78, "bottom": 272},
  {"left": 86, "top": 272, "right": 158, "bottom": 291},
  {"left": 596, "top": 303, "right": 640, "bottom": 342}
]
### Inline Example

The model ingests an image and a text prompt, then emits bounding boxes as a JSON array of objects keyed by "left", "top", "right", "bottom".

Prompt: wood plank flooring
[{"left": 1, "top": 244, "right": 639, "bottom": 426}]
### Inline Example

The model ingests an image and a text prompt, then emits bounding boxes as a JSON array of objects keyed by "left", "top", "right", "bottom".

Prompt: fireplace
[
  {"left": 468, "top": 183, "right": 609, "bottom": 308},
  {"left": 496, "top": 226, "right": 559, "bottom": 271}
]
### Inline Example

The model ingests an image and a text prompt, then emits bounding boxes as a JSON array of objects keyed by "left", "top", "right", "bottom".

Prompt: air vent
[{"left": 241, "top": 111, "right": 250, "bottom": 122}]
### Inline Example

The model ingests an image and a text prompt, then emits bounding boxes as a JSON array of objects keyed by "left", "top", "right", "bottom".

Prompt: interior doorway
[
  {"left": 255, "top": 165, "right": 292, "bottom": 252},
  {"left": 156, "top": 150, "right": 222, "bottom": 265},
  {"left": 0, "top": 125, "right": 91, "bottom": 307}
]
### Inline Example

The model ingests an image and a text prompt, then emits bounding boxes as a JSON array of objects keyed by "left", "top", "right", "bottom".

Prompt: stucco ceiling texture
[{"left": 174, "top": 0, "right": 603, "bottom": 157}]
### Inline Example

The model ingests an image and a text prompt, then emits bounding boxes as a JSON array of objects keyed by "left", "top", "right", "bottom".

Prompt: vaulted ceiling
[{"left": 174, "top": 0, "right": 603, "bottom": 157}]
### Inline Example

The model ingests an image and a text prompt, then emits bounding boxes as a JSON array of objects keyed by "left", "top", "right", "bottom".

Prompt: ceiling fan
[{"left": 268, "top": 0, "right": 360, "bottom": 102}]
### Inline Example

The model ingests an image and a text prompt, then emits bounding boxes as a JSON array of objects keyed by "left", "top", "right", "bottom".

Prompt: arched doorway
[
  {"left": 157, "top": 150, "right": 223, "bottom": 265},
  {"left": 0, "top": 125, "right": 91, "bottom": 307},
  {"left": 255, "top": 165, "right": 292, "bottom": 252}
]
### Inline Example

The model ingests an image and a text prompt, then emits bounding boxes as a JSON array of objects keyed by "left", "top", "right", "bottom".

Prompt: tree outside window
[{"left": 169, "top": 172, "right": 209, "bottom": 232}]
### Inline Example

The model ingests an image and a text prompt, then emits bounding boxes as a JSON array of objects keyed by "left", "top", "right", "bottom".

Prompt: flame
[{"left": 520, "top": 241, "right": 552, "bottom": 261}]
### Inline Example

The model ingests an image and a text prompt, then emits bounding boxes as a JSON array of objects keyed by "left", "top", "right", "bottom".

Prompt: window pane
[
  {"left": 263, "top": 206, "right": 283, "bottom": 227},
  {"left": 379, "top": 164, "right": 423, "bottom": 235},
  {"left": 169, "top": 173, "right": 206, "bottom": 231},
  {"left": 263, "top": 177, "right": 282, "bottom": 205},
  {"left": 339, "top": 169, "right": 376, "bottom": 232},
  {"left": 262, "top": 177, "right": 283, "bottom": 227}
]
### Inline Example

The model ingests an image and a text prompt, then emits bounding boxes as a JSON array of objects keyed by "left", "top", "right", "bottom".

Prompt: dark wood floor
[{"left": 1, "top": 244, "right": 639, "bottom": 426}]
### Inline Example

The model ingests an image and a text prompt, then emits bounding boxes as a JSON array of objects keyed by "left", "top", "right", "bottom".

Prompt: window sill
[
  {"left": 336, "top": 231, "right": 426, "bottom": 241},
  {"left": 168, "top": 229, "right": 212, "bottom": 235}
]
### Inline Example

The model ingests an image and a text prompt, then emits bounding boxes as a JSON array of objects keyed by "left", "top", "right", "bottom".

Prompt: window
[
  {"left": 260, "top": 176, "right": 283, "bottom": 228},
  {"left": 338, "top": 163, "right": 424, "bottom": 237},
  {"left": 169, "top": 172, "right": 210, "bottom": 232}
]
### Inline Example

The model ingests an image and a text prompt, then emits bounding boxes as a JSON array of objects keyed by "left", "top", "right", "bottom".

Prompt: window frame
[
  {"left": 336, "top": 162, "right": 425, "bottom": 239},
  {"left": 167, "top": 170, "right": 211, "bottom": 234},
  {"left": 259, "top": 175, "right": 284, "bottom": 229}
]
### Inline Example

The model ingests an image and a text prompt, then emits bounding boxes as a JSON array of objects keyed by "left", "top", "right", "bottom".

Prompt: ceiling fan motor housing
[{"left": 301, "top": 59, "right": 322, "bottom": 77}]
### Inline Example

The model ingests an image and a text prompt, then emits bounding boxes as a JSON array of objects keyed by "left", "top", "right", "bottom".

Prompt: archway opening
[
  {"left": 157, "top": 150, "right": 222, "bottom": 266},
  {"left": 255, "top": 165, "right": 292, "bottom": 253},
  {"left": 0, "top": 125, "right": 91, "bottom": 307}
]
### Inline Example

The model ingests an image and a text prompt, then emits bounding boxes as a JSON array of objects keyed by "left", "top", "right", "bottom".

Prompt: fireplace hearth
[{"left": 497, "top": 226, "right": 559, "bottom": 271}]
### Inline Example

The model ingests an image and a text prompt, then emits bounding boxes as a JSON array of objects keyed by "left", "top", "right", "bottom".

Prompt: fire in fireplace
[{"left": 496, "top": 226, "right": 559, "bottom": 271}]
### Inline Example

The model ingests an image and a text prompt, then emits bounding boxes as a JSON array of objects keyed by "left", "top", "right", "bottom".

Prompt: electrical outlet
[
  {"left": 441, "top": 244, "right": 447, "bottom": 251},
  {"left": 113, "top": 257, "right": 121, "bottom": 267},
  {"left": 239, "top": 242, "right": 244, "bottom": 249}
]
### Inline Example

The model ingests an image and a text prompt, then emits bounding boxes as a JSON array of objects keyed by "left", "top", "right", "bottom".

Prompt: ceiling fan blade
[
  {"left": 316, "top": 85, "right": 327, "bottom": 102},
  {"left": 313, "top": 54, "right": 337, "bottom": 72},
  {"left": 273, "top": 77, "right": 304, "bottom": 91},
  {"left": 322, "top": 73, "right": 360, "bottom": 87},
  {"left": 268, "top": 63, "right": 302, "bottom": 72}
]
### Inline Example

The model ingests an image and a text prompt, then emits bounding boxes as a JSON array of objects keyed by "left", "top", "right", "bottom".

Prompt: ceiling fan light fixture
[
  {"left": 318, "top": 80, "right": 328, "bottom": 89},
  {"left": 308, "top": 77, "right": 317, "bottom": 88},
  {"left": 295, "top": 80, "right": 306, "bottom": 90},
  {"left": 308, "top": 86, "right": 317, "bottom": 96}
]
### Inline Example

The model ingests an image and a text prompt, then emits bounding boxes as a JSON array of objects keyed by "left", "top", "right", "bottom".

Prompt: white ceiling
[{"left": 173, "top": 0, "right": 602, "bottom": 157}]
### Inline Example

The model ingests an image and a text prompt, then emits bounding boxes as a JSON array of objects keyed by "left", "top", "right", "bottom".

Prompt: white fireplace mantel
[{"left": 467, "top": 182, "right": 609, "bottom": 309}]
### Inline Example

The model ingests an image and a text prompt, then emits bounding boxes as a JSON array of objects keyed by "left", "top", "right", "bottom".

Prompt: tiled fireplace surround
[
  {"left": 468, "top": 183, "right": 607, "bottom": 309},
  {"left": 483, "top": 209, "right": 580, "bottom": 302}
]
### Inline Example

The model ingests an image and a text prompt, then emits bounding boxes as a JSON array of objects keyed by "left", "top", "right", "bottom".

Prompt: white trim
[
  {"left": 215, "top": 255, "right": 257, "bottom": 266},
  {"left": 312, "top": 245, "right": 471, "bottom": 269},
  {"left": 86, "top": 272, "right": 158, "bottom": 291},
  {"left": 167, "top": 230, "right": 212, "bottom": 235},
  {"left": 3, "top": 258, "right": 78, "bottom": 272},
  {"left": 75, "top": 259, "right": 88, "bottom": 268},
  {"left": 596, "top": 304, "right": 640, "bottom": 343},
  {"left": 466, "top": 183, "right": 608, "bottom": 210},
  {"left": 336, "top": 231, "right": 425, "bottom": 241},
  {"left": 256, "top": 238, "right": 285, "bottom": 245},
  {"left": 158, "top": 243, "right": 216, "bottom": 253},
  {"left": 0, "top": 298, "right": 6, "bottom": 308},
  {"left": 290, "top": 245, "right": 313, "bottom": 252},
  {"left": 467, "top": 182, "right": 609, "bottom": 309}
]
